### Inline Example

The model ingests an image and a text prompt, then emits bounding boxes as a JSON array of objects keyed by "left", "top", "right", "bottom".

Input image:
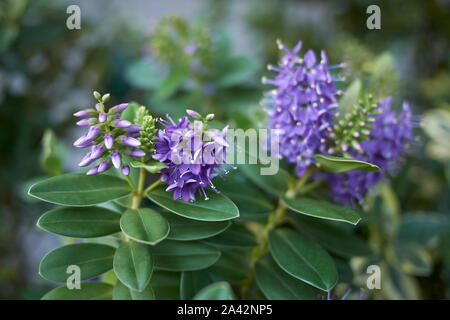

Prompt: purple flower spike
[
  {"left": 104, "top": 134, "right": 114, "bottom": 149},
  {"left": 264, "top": 40, "right": 340, "bottom": 177},
  {"left": 98, "top": 113, "right": 107, "bottom": 123},
  {"left": 121, "top": 165, "right": 130, "bottom": 176},
  {"left": 114, "top": 120, "right": 132, "bottom": 128},
  {"left": 86, "top": 165, "right": 99, "bottom": 175},
  {"left": 121, "top": 136, "right": 141, "bottom": 147},
  {"left": 98, "top": 160, "right": 111, "bottom": 173},
  {"left": 129, "top": 149, "right": 146, "bottom": 157},
  {"left": 111, "top": 151, "right": 121, "bottom": 169},
  {"left": 328, "top": 98, "right": 418, "bottom": 206}
]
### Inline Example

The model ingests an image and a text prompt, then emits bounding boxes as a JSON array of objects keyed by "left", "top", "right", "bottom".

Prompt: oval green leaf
[
  {"left": 120, "top": 208, "right": 169, "bottom": 245},
  {"left": 289, "top": 215, "right": 371, "bottom": 258},
  {"left": 202, "top": 223, "right": 257, "bottom": 248},
  {"left": 146, "top": 186, "right": 239, "bottom": 222},
  {"left": 148, "top": 240, "right": 220, "bottom": 271},
  {"left": 180, "top": 271, "right": 215, "bottom": 300},
  {"left": 162, "top": 211, "right": 231, "bottom": 241},
  {"left": 39, "top": 243, "right": 115, "bottom": 282},
  {"left": 150, "top": 270, "right": 181, "bottom": 300},
  {"left": 41, "top": 282, "right": 113, "bottom": 300},
  {"left": 193, "top": 282, "right": 235, "bottom": 300},
  {"left": 268, "top": 229, "right": 338, "bottom": 291},
  {"left": 313, "top": 154, "right": 380, "bottom": 173},
  {"left": 113, "top": 280, "right": 155, "bottom": 300},
  {"left": 282, "top": 197, "right": 361, "bottom": 225},
  {"left": 37, "top": 206, "right": 121, "bottom": 238},
  {"left": 113, "top": 241, "right": 153, "bottom": 291},
  {"left": 28, "top": 173, "right": 131, "bottom": 206},
  {"left": 255, "top": 258, "right": 319, "bottom": 300}
]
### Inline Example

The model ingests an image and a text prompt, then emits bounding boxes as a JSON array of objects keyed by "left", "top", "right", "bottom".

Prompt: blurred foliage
[{"left": 0, "top": 0, "right": 449, "bottom": 299}]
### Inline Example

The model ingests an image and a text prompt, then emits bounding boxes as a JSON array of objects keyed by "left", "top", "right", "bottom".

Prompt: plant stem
[
  {"left": 240, "top": 167, "right": 318, "bottom": 297},
  {"left": 144, "top": 178, "right": 162, "bottom": 195},
  {"left": 131, "top": 168, "right": 147, "bottom": 210}
]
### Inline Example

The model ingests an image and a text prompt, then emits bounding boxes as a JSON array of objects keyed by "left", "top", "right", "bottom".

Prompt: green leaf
[
  {"left": 289, "top": 215, "right": 371, "bottom": 258},
  {"left": 313, "top": 154, "right": 380, "bottom": 173},
  {"left": 206, "top": 249, "right": 249, "bottom": 283},
  {"left": 130, "top": 160, "right": 167, "bottom": 174},
  {"left": 239, "top": 163, "right": 290, "bottom": 196},
  {"left": 396, "top": 213, "right": 450, "bottom": 247},
  {"left": 120, "top": 208, "right": 169, "bottom": 245},
  {"left": 37, "top": 206, "right": 121, "bottom": 238},
  {"left": 180, "top": 271, "right": 215, "bottom": 300},
  {"left": 28, "top": 173, "right": 131, "bottom": 206},
  {"left": 214, "top": 174, "right": 274, "bottom": 221},
  {"left": 39, "top": 244, "right": 115, "bottom": 282},
  {"left": 202, "top": 223, "right": 257, "bottom": 248},
  {"left": 338, "top": 79, "right": 361, "bottom": 115},
  {"left": 282, "top": 197, "right": 361, "bottom": 225},
  {"left": 40, "top": 129, "right": 64, "bottom": 176},
  {"left": 193, "top": 282, "right": 235, "bottom": 300},
  {"left": 148, "top": 240, "right": 220, "bottom": 271},
  {"left": 392, "top": 242, "right": 432, "bottom": 276},
  {"left": 155, "top": 67, "right": 188, "bottom": 101},
  {"left": 151, "top": 271, "right": 181, "bottom": 299},
  {"left": 113, "top": 280, "right": 155, "bottom": 300},
  {"left": 268, "top": 229, "right": 338, "bottom": 291},
  {"left": 113, "top": 241, "right": 153, "bottom": 291},
  {"left": 125, "top": 59, "right": 166, "bottom": 89},
  {"left": 41, "top": 283, "right": 113, "bottom": 300},
  {"left": 120, "top": 102, "right": 140, "bottom": 122},
  {"left": 162, "top": 211, "right": 231, "bottom": 241},
  {"left": 215, "top": 56, "right": 258, "bottom": 88},
  {"left": 147, "top": 186, "right": 239, "bottom": 222},
  {"left": 255, "top": 258, "right": 319, "bottom": 300}
]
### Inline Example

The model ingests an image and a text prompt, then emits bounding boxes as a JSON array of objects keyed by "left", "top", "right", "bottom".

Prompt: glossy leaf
[
  {"left": 269, "top": 229, "right": 338, "bottom": 291},
  {"left": 283, "top": 197, "right": 361, "bottom": 225},
  {"left": 147, "top": 186, "right": 239, "bottom": 222},
  {"left": 162, "top": 211, "right": 231, "bottom": 241},
  {"left": 239, "top": 163, "right": 290, "bottom": 196},
  {"left": 206, "top": 250, "right": 248, "bottom": 283},
  {"left": 180, "top": 271, "right": 215, "bottom": 300},
  {"left": 289, "top": 215, "right": 371, "bottom": 258},
  {"left": 130, "top": 160, "right": 167, "bottom": 173},
  {"left": 37, "top": 206, "right": 120, "bottom": 238},
  {"left": 313, "top": 154, "right": 379, "bottom": 173},
  {"left": 202, "top": 223, "right": 257, "bottom": 248},
  {"left": 255, "top": 258, "right": 318, "bottom": 300},
  {"left": 113, "top": 241, "right": 153, "bottom": 291},
  {"left": 28, "top": 173, "right": 131, "bottom": 206},
  {"left": 113, "top": 280, "right": 155, "bottom": 300},
  {"left": 41, "top": 283, "right": 113, "bottom": 300},
  {"left": 39, "top": 244, "right": 115, "bottom": 282},
  {"left": 148, "top": 240, "right": 220, "bottom": 271},
  {"left": 120, "top": 208, "right": 169, "bottom": 245},
  {"left": 193, "top": 282, "right": 235, "bottom": 300},
  {"left": 151, "top": 271, "right": 181, "bottom": 300}
]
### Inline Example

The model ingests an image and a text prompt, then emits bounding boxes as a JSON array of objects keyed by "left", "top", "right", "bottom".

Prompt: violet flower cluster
[
  {"left": 153, "top": 110, "right": 232, "bottom": 202},
  {"left": 263, "top": 40, "right": 343, "bottom": 176},
  {"left": 328, "top": 98, "right": 418, "bottom": 205},
  {"left": 73, "top": 93, "right": 145, "bottom": 176}
]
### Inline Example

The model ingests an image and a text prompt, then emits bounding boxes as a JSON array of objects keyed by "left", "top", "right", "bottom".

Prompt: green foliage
[{"left": 313, "top": 154, "right": 379, "bottom": 173}]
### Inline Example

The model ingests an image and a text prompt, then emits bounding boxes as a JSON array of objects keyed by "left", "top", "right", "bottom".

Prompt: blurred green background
[{"left": 0, "top": 0, "right": 449, "bottom": 299}]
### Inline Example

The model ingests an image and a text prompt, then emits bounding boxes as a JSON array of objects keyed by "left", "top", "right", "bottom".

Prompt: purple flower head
[
  {"left": 264, "top": 40, "right": 342, "bottom": 177},
  {"left": 73, "top": 93, "right": 146, "bottom": 176},
  {"left": 328, "top": 98, "right": 419, "bottom": 206},
  {"left": 153, "top": 111, "right": 234, "bottom": 202}
]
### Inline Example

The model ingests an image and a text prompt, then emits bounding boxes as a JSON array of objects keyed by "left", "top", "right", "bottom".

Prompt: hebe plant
[{"left": 29, "top": 39, "right": 417, "bottom": 300}]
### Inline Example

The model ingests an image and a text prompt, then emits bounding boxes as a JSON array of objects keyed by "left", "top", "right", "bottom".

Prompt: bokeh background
[{"left": 0, "top": 0, "right": 449, "bottom": 299}]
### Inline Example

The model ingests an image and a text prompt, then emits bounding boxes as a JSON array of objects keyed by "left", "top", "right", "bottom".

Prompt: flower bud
[
  {"left": 102, "top": 93, "right": 110, "bottom": 103},
  {"left": 111, "top": 151, "right": 121, "bottom": 169},
  {"left": 186, "top": 109, "right": 202, "bottom": 119},
  {"left": 104, "top": 134, "right": 114, "bottom": 149},
  {"left": 93, "top": 91, "right": 101, "bottom": 100},
  {"left": 121, "top": 165, "right": 130, "bottom": 176},
  {"left": 205, "top": 113, "right": 215, "bottom": 121}
]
